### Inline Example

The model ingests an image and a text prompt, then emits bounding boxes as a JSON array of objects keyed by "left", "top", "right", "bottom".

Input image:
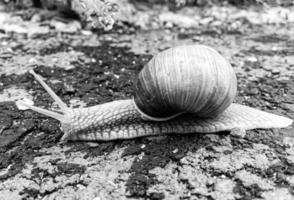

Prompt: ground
[{"left": 0, "top": 2, "right": 294, "bottom": 200}]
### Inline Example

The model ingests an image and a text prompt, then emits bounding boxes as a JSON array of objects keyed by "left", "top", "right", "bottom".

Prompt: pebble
[
  {"left": 271, "top": 68, "right": 281, "bottom": 74},
  {"left": 230, "top": 128, "right": 246, "bottom": 138},
  {"left": 282, "top": 103, "right": 294, "bottom": 111},
  {"left": 247, "top": 88, "right": 259, "bottom": 95}
]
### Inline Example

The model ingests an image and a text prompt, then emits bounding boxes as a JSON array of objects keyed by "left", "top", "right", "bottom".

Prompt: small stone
[
  {"left": 81, "top": 30, "right": 92, "bottom": 35},
  {"left": 281, "top": 128, "right": 294, "bottom": 139},
  {"left": 286, "top": 155, "right": 294, "bottom": 164},
  {"left": 64, "top": 82, "right": 76, "bottom": 93},
  {"left": 230, "top": 128, "right": 246, "bottom": 138},
  {"left": 247, "top": 87, "right": 259, "bottom": 95},
  {"left": 87, "top": 142, "right": 100, "bottom": 147},
  {"left": 282, "top": 103, "right": 294, "bottom": 111},
  {"left": 247, "top": 56, "right": 258, "bottom": 62},
  {"left": 149, "top": 192, "right": 165, "bottom": 200},
  {"left": 173, "top": 152, "right": 186, "bottom": 161},
  {"left": 214, "top": 179, "right": 235, "bottom": 193},
  {"left": 172, "top": 148, "right": 179, "bottom": 153},
  {"left": 271, "top": 68, "right": 281, "bottom": 74}
]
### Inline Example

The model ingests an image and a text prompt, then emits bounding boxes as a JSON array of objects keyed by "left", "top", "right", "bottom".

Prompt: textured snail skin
[{"left": 59, "top": 99, "right": 292, "bottom": 141}]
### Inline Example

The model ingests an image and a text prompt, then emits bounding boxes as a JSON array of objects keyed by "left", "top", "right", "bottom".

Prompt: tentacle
[
  {"left": 17, "top": 101, "right": 68, "bottom": 122},
  {"left": 17, "top": 70, "right": 72, "bottom": 123},
  {"left": 29, "top": 70, "right": 69, "bottom": 112}
]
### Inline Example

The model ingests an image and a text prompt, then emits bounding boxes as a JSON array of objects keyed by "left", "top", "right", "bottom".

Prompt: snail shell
[{"left": 134, "top": 45, "right": 237, "bottom": 121}]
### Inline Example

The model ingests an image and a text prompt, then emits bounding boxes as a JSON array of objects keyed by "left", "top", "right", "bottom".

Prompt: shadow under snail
[{"left": 18, "top": 45, "right": 293, "bottom": 142}]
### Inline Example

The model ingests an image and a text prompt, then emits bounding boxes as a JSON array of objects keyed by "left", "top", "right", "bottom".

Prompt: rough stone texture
[{"left": 0, "top": 3, "right": 294, "bottom": 200}]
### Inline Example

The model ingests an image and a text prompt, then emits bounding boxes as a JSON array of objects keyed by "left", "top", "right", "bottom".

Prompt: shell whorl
[{"left": 134, "top": 45, "right": 237, "bottom": 121}]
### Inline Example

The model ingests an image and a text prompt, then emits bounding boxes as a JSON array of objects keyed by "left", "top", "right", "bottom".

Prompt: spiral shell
[{"left": 134, "top": 44, "right": 237, "bottom": 120}]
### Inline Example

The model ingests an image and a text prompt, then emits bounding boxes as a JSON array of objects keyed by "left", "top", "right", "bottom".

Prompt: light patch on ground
[
  {"left": 262, "top": 188, "right": 293, "bottom": 200},
  {"left": 0, "top": 190, "right": 23, "bottom": 200},
  {"left": 235, "top": 170, "right": 274, "bottom": 190},
  {"left": 18, "top": 32, "right": 101, "bottom": 55},
  {"left": 0, "top": 86, "right": 33, "bottom": 102},
  {"left": 148, "top": 154, "right": 239, "bottom": 200},
  {"left": 0, "top": 50, "right": 91, "bottom": 75},
  {"left": 212, "top": 179, "right": 237, "bottom": 200},
  {"left": 0, "top": 51, "right": 90, "bottom": 75},
  {"left": 116, "top": 19, "right": 294, "bottom": 82},
  {"left": 126, "top": 6, "right": 294, "bottom": 30},
  {"left": 145, "top": 139, "right": 291, "bottom": 199},
  {"left": 0, "top": 12, "right": 49, "bottom": 35},
  {"left": 207, "top": 6, "right": 294, "bottom": 25},
  {"left": 286, "top": 176, "right": 294, "bottom": 186},
  {"left": 17, "top": 37, "right": 65, "bottom": 55},
  {"left": 0, "top": 11, "right": 82, "bottom": 36},
  {"left": 147, "top": 163, "right": 188, "bottom": 199},
  {"left": 69, "top": 98, "right": 88, "bottom": 108},
  {"left": 285, "top": 141, "right": 294, "bottom": 164},
  {"left": 143, "top": 137, "right": 285, "bottom": 199},
  {"left": 222, "top": 35, "right": 294, "bottom": 81},
  {"left": 0, "top": 146, "right": 135, "bottom": 200},
  {"left": 207, "top": 146, "right": 280, "bottom": 172}
]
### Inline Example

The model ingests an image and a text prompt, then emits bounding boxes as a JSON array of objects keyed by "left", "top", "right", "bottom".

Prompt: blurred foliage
[
  {"left": 1, "top": 0, "right": 292, "bottom": 30},
  {"left": 131, "top": 0, "right": 292, "bottom": 8},
  {"left": 71, "top": 0, "right": 118, "bottom": 30},
  {"left": 2, "top": 0, "right": 292, "bottom": 9},
  {"left": 1, "top": 0, "right": 118, "bottom": 30}
]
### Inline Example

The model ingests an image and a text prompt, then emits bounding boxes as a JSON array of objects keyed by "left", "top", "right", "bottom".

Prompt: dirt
[{"left": 0, "top": 3, "right": 294, "bottom": 200}]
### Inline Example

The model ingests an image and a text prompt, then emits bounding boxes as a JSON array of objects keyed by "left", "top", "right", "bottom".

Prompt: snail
[{"left": 18, "top": 45, "right": 293, "bottom": 142}]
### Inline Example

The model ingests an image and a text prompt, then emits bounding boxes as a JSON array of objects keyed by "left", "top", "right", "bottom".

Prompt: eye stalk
[{"left": 17, "top": 70, "right": 71, "bottom": 123}]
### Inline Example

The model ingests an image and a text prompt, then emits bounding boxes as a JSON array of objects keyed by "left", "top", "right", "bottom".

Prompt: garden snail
[{"left": 18, "top": 45, "right": 293, "bottom": 142}]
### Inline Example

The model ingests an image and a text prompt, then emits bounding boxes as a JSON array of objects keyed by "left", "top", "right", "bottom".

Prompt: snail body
[{"left": 18, "top": 45, "right": 293, "bottom": 142}]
